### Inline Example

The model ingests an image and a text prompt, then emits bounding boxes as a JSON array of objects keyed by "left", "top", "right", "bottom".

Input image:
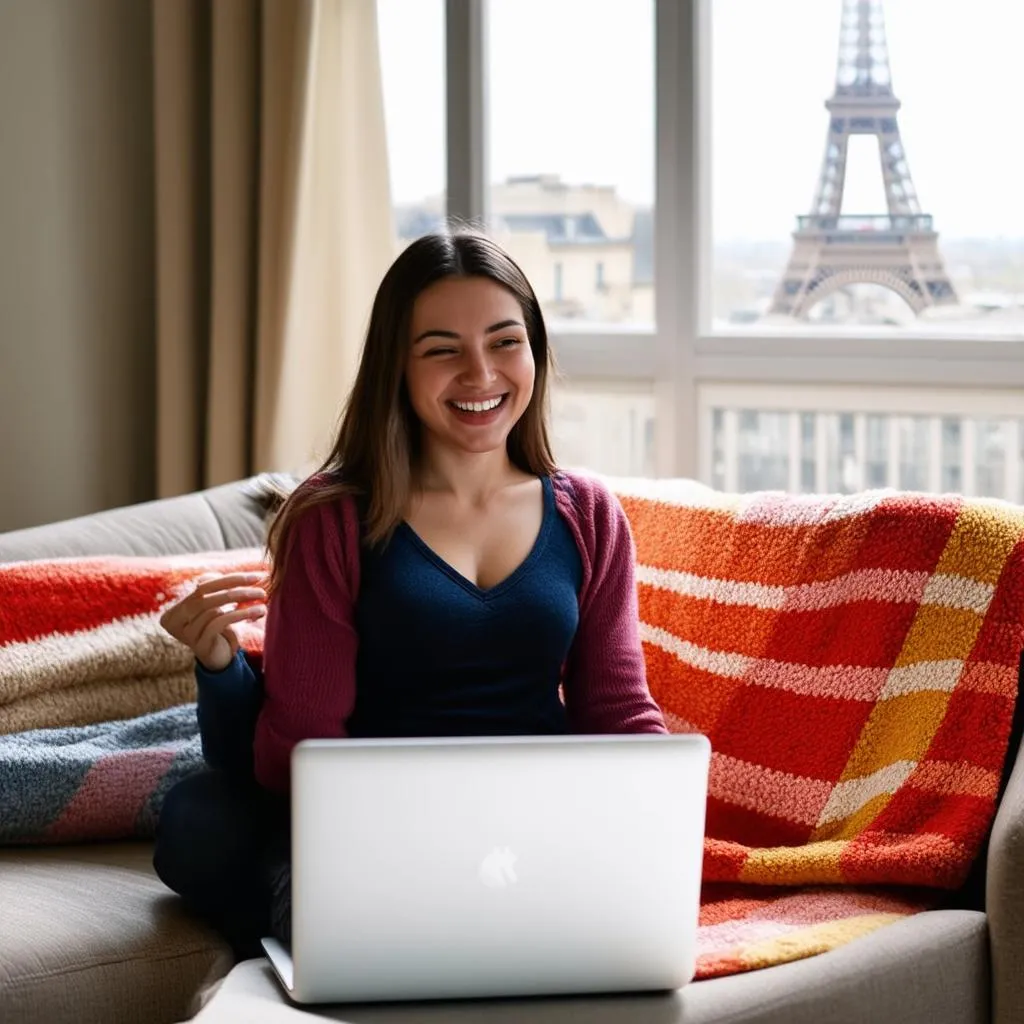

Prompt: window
[
  {"left": 710, "top": 0, "right": 1023, "bottom": 336},
  {"left": 940, "top": 419, "right": 962, "bottom": 493},
  {"left": 800, "top": 413, "right": 816, "bottom": 490},
  {"left": 702, "top": 385, "right": 1024, "bottom": 501},
  {"left": 551, "top": 383, "right": 655, "bottom": 477},
  {"left": 485, "top": 0, "right": 654, "bottom": 328},
  {"left": 736, "top": 411, "right": 789, "bottom": 491},
  {"left": 380, "top": 1, "right": 1023, "bottom": 488},
  {"left": 826, "top": 413, "right": 857, "bottom": 492},
  {"left": 864, "top": 416, "right": 888, "bottom": 489},
  {"left": 896, "top": 418, "right": 929, "bottom": 493},
  {"left": 975, "top": 421, "right": 1010, "bottom": 501},
  {"left": 377, "top": 0, "right": 445, "bottom": 249}
]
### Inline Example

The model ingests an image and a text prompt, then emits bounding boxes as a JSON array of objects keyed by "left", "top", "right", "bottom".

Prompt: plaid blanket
[
  {"left": 2, "top": 483, "right": 1022, "bottom": 980},
  {"left": 614, "top": 478, "right": 1024, "bottom": 976}
]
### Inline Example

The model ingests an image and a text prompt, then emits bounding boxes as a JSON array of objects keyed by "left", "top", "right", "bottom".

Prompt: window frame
[{"left": 443, "top": 0, "right": 1024, "bottom": 481}]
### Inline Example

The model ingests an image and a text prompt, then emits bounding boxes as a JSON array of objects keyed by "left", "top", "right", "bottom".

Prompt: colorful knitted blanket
[
  {"left": 2, "top": 482, "right": 1023, "bottom": 981},
  {"left": 0, "top": 550, "right": 266, "bottom": 842},
  {"left": 614, "top": 478, "right": 1024, "bottom": 977}
]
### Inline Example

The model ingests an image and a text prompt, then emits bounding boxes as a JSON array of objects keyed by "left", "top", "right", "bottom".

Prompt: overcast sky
[{"left": 377, "top": 0, "right": 1023, "bottom": 243}]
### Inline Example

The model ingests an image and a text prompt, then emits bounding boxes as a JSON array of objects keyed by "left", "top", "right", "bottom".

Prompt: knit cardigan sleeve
[
  {"left": 556, "top": 472, "right": 668, "bottom": 735},
  {"left": 253, "top": 493, "right": 361, "bottom": 793}
]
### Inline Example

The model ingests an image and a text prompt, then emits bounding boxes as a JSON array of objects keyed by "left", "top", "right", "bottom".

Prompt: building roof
[
  {"left": 394, "top": 202, "right": 656, "bottom": 290},
  {"left": 495, "top": 212, "right": 607, "bottom": 243}
]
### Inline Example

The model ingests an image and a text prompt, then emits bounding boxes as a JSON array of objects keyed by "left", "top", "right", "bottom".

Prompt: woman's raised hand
[{"left": 159, "top": 572, "right": 267, "bottom": 672}]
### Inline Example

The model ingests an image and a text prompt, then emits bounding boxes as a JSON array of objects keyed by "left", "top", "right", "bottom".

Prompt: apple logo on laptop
[{"left": 479, "top": 846, "right": 518, "bottom": 888}]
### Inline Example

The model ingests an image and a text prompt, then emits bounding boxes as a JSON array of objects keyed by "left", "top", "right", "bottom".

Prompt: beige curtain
[{"left": 152, "top": 0, "right": 394, "bottom": 497}]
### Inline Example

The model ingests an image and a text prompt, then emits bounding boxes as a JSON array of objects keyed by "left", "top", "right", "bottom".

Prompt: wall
[{"left": 0, "top": 0, "right": 155, "bottom": 531}]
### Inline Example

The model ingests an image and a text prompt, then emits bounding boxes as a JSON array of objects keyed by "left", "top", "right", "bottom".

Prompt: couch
[{"left": 1, "top": 476, "right": 1022, "bottom": 1024}]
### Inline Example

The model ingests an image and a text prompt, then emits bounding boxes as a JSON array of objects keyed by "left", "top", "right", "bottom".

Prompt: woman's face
[{"left": 405, "top": 275, "right": 536, "bottom": 458}]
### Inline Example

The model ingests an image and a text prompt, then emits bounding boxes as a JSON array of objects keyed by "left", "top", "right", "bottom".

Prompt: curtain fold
[{"left": 153, "top": 0, "right": 395, "bottom": 498}]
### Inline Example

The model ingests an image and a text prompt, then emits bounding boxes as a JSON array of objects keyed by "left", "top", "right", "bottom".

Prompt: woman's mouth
[
  {"left": 449, "top": 394, "right": 507, "bottom": 413},
  {"left": 446, "top": 393, "right": 509, "bottom": 423}
]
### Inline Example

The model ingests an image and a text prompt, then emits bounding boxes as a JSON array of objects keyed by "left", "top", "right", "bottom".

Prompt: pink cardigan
[{"left": 254, "top": 470, "right": 667, "bottom": 792}]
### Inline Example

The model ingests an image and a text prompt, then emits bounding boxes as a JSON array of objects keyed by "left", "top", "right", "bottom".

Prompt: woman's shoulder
[
  {"left": 551, "top": 470, "right": 632, "bottom": 550},
  {"left": 552, "top": 469, "right": 624, "bottom": 516},
  {"left": 285, "top": 473, "right": 362, "bottom": 545}
]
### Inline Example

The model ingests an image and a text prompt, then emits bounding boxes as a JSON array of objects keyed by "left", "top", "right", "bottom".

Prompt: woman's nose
[{"left": 460, "top": 350, "right": 497, "bottom": 385}]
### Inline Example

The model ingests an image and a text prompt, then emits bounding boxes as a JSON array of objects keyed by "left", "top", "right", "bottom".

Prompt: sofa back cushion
[{"left": 0, "top": 478, "right": 276, "bottom": 563}]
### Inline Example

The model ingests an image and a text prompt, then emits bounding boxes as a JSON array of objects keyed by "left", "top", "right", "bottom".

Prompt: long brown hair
[{"left": 264, "top": 229, "right": 558, "bottom": 594}]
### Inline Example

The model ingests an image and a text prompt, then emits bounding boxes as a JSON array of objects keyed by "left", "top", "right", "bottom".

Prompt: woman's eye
[{"left": 496, "top": 337, "right": 521, "bottom": 348}]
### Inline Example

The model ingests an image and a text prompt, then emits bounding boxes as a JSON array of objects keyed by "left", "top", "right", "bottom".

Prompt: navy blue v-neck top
[{"left": 348, "top": 476, "right": 583, "bottom": 739}]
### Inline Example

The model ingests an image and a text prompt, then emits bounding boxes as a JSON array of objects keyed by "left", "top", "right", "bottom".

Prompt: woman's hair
[{"left": 264, "top": 228, "right": 557, "bottom": 594}]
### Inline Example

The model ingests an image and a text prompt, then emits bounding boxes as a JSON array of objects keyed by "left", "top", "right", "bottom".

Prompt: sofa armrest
[{"left": 986, "top": 722, "right": 1024, "bottom": 1024}]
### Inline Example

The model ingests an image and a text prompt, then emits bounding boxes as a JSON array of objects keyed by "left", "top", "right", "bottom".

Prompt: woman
[{"left": 154, "top": 230, "right": 667, "bottom": 958}]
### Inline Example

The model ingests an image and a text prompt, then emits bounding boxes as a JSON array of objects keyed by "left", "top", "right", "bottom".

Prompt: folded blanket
[
  {"left": 0, "top": 550, "right": 267, "bottom": 734},
  {"left": 0, "top": 705, "right": 204, "bottom": 844},
  {"left": 614, "top": 478, "right": 1024, "bottom": 973}
]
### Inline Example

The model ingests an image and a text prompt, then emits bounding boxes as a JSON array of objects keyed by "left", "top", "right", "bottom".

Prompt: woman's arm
[
  {"left": 562, "top": 479, "right": 668, "bottom": 735},
  {"left": 194, "top": 650, "right": 263, "bottom": 781},
  {"left": 253, "top": 498, "right": 361, "bottom": 793}
]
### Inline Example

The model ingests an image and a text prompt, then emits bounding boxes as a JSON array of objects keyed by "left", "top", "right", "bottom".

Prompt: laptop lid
[{"left": 284, "top": 733, "right": 709, "bottom": 1004}]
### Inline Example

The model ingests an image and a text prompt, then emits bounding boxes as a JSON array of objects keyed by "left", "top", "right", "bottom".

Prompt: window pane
[
  {"left": 703, "top": 387, "right": 1024, "bottom": 501},
  {"left": 735, "top": 412, "right": 789, "bottom": 491},
  {"left": 711, "top": 409, "right": 727, "bottom": 490},
  {"left": 826, "top": 413, "right": 858, "bottom": 492},
  {"left": 940, "top": 418, "right": 963, "bottom": 493},
  {"left": 800, "top": 413, "right": 816, "bottom": 490},
  {"left": 551, "top": 384, "right": 655, "bottom": 476},
  {"left": 896, "top": 417, "right": 928, "bottom": 491},
  {"left": 864, "top": 415, "right": 888, "bottom": 488},
  {"left": 710, "top": 0, "right": 1024, "bottom": 336},
  {"left": 377, "top": 0, "right": 445, "bottom": 246},
  {"left": 487, "top": 0, "right": 654, "bottom": 327},
  {"left": 975, "top": 421, "right": 1008, "bottom": 500}
]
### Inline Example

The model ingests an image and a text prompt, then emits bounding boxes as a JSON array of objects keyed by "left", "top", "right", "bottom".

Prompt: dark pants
[{"left": 153, "top": 769, "right": 291, "bottom": 960}]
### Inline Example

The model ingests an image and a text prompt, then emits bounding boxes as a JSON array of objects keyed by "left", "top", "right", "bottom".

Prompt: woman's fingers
[
  {"left": 191, "top": 607, "right": 266, "bottom": 667},
  {"left": 160, "top": 582, "right": 264, "bottom": 634},
  {"left": 159, "top": 572, "right": 266, "bottom": 646},
  {"left": 188, "top": 587, "right": 266, "bottom": 615},
  {"left": 184, "top": 604, "right": 266, "bottom": 646},
  {"left": 192, "top": 572, "right": 266, "bottom": 598},
  {"left": 223, "top": 623, "right": 241, "bottom": 659}
]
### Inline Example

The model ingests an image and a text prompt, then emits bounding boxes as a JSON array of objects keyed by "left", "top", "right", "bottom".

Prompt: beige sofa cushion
[
  {"left": 192, "top": 911, "right": 988, "bottom": 1024},
  {"left": 0, "top": 841, "right": 233, "bottom": 1024}
]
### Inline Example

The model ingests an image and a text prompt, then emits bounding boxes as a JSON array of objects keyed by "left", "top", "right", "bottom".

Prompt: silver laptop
[{"left": 262, "top": 733, "right": 710, "bottom": 1005}]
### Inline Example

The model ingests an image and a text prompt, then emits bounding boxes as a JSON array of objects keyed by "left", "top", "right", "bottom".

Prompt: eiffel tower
[{"left": 768, "top": 0, "right": 958, "bottom": 319}]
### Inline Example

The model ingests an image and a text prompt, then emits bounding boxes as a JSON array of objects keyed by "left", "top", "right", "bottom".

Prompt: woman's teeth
[{"left": 452, "top": 396, "right": 504, "bottom": 413}]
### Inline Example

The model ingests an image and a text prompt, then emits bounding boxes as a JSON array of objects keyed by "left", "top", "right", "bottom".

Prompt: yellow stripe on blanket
[{"left": 737, "top": 913, "right": 909, "bottom": 971}]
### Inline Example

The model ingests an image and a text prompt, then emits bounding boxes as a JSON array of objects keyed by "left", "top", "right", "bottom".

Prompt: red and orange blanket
[{"left": 2, "top": 481, "right": 1023, "bottom": 980}]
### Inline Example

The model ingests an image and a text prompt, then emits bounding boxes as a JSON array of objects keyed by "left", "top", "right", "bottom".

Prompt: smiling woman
[
  {"left": 150, "top": 228, "right": 668, "bottom": 957},
  {"left": 294, "top": 230, "right": 559, "bottom": 552}
]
